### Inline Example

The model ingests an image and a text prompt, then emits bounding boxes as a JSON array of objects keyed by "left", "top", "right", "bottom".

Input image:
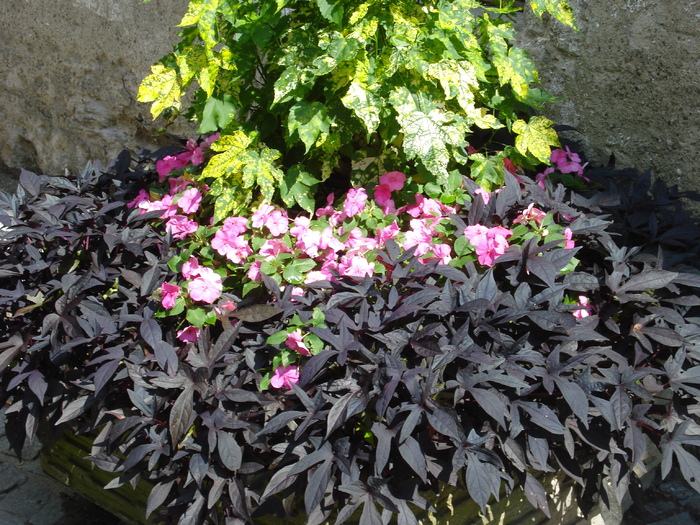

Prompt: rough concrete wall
[
  {"left": 0, "top": 0, "right": 193, "bottom": 192},
  {"left": 518, "top": 0, "right": 700, "bottom": 197}
]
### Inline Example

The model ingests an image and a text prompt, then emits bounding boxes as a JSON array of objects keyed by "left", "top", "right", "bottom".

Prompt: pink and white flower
[
  {"left": 285, "top": 330, "right": 311, "bottom": 356},
  {"left": 187, "top": 267, "right": 223, "bottom": 304}
]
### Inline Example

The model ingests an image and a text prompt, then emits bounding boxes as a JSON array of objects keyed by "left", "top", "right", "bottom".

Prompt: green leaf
[
  {"left": 469, "top": 153, "right": 504, "bottom": 191},
  {"left": 288, "top": 102, "right": 332, "bottom": 153},
  {"left": 529, "top": 0, "right": 578, "bottom": 30},
  {"left": 198, "top": 94, "right": 237, "bottom": 133},
  {"left": 512, "top": 117, "right": 560, "bottom": 163},
  {"left": 316, "top": 0, "right": 344, "bottom": 26},
  {"left": 187, "top": 307, "right": 208, "bottom": 328},
  {"left": 137, "top": 62, "right": 183, "bottom": 119}
]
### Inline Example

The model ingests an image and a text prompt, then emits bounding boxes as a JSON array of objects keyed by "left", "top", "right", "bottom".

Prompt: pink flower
[
  {"left": 161, "top": 283, "right": 180, "bottom": 310},
  {"left": 222, "top": 216, "right": 248, "bottom": 236},
  {"left": 181, "top": 257, "right": 201, "bottom": 279},
  {"left": 285, "top": 330, "right": 311, "bottom": 356},
  {"left": 265, "top": 209, "right": 289, "bottom": 237},
  {"left": 177, "top": 188, "right": 202, "bottom": 214},
  {"left": 316, "top": 193, "right": 336, "bottom": 219},
  {"left": 247, "top": 259, "right": 263, "bottom": 281},
  {"left": 343, "top": 188, "right": 368, "bottom": 217},
  {"left": 379, "top": 171, "right": 406, "bottom": 191},
  {"left": 177, "top": 326, "right": 200, "bottom": 342},
  {"left": 259, "top": 238, "right": 292, "bottom": 260},
  {"left": 376, "top": 222, "right": 400, "bottom": 245},
  {"left": 128, "top": 189, "right": 149, "bottom": 208},
  {"left": 166, "top": 215, "right": 199, "bottom": 239},
  {"left": 290, "top": 216, "right": 312, "bottom": 238},
  {"left": 474, "top": 187, "right": 491, "bottom": 205},
  {"left": 339, "top": 255, "right": 374, "bottom": 278},
  {"left": 373, "top": 184, "right": 393, "bottom": 206},
  {"left": 464, "top": 225, "right": 513, "bottom": 267},
  {"left": 573, "top": 295, "right": 594, "bottom": 319},
  {"left": 212, "top": 228, "right": 253, "bottom": 263},
  {"left": 319, "top": 227, "right": 345, "bottom": 254},
  {"left": 403, "top": 219, "right": 434, "bottom": 257},
  {"left": 252, "top": 204, "right": 275, "bottom": 228},
  {"left": 563, "top": 227, "right": 575, "bottom": 249},
  {"left": 156, "top": 155, "right": 189, "bottom": 181},
  {"left": 513, "top": 203, "right": 547, "bottom": 226},
  {"left": 270, "top": 364, "right": 300, "bottom": 389},
  {"left": 187, "top": 267, "right": 223, "bottom": 304},
  {"left": 536, "top": 167, "right": 555, "bottom": 190},
  {"left": 139, "top": 194, "right": 178, "bottom": 218},
  {"left": 168, "top": 177, "right": 190, "bottom": 195},
  {"left": 430, "top": 243, "right": 452, "bottom": 265}
]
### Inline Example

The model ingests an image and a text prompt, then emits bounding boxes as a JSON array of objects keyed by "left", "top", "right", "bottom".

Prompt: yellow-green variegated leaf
[
  {"left": 209, "top": 178, "right": 249, "bottom": 223},
  {"left": 341, "top": 80, "right": 382, "bottom": 134},
  {"left": 512, "top": 117, "right": 560, "bottom": 163},
  {"left": 201, "top": 130, "right": 253, "bottom": 181},
  {"left": 389, "top": 87, "right": 468, "bottom": 184},
  {"left": 137, "top": 62, "right": 183, "bottom": 119},
  {"left": 426, "top": 60, "right": 479, "bottom": 114},
  {"left": 288, "top": 102, "right": 331, "bottom": 153},
  {"left": 529, "top": 0, "right": 578, "bottom": 30},
  {"left": 240, "top": 147, "right": 284, "bottom": 201},
  {"left": 179, "top": 0, "right": 221, "bottom": 51},
  {"left": 494, "top": 46, "right": 538, "bottom": 100}
]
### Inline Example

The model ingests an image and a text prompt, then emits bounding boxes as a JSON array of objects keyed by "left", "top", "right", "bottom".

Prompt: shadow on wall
[{"left": 0, "top": 136, "right": 40, "bottom": 193}]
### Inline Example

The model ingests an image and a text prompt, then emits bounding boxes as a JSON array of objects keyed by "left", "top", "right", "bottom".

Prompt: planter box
[{"left": 39, "top": 429, "right": 661, "bottom": 525}]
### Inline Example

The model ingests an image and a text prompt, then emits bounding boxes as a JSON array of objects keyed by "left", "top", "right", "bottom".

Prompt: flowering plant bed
[
  {"left": 2, "top": 145, "right": 700, "bottom": 525},
  {"left": 4, "top": 0, "right": 700, "bottom": 523}
]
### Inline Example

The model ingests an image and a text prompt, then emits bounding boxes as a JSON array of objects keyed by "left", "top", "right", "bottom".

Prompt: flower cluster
[
  {"left": 134, "top": 145, "right": 587, "bottom": 389},
  {"left": 537, "top": 146, "right": 589, "bottom": 189}
]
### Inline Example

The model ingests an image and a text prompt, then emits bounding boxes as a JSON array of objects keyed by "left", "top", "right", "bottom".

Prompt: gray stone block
[
  {"left": 0, "top": 461, "right": 28, "bottom": 494},
  {"left": 647, "top": 512, "right": 698, "bottom": 525},
  {"left": 0, "top": 478, "right": 68, "bottom": 525},
  {"left": 0, "top": 509, "right": 27, "bottom": 525}
]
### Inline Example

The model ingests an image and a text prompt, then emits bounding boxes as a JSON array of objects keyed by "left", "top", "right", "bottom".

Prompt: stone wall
[
  {"left": 518, "top": 0, "right": 700, "bottom": 198},
  {"left": 2, "top": 0, "right": 700, "bottom": 198},
  {"left": 0, "top": 0, "right": 193, "bottom": 192}
]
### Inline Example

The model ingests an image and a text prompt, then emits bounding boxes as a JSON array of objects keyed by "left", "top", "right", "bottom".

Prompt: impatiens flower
[
  {"left": 290, "top": 216, "right": 312, "bottom": 238},
  {"left": 166, "top": 215, "right": 199, "bottom": 239},
  {"left": 373, "top": 183, "right": 393, "bottom": 206},
  {"left": 252, "top": 204, "right": 275, "bottom": 228},
  {"left": 181, "top": 257, "right": 201, "bottom": 280},
  {"left": 161, "top": 283, "right": 180, "bottom": 310},
  {"left": 339, "top": 254, "right": 374, "bottom": 278},
  {"left": 259, "top": 239, "right": 292, "bottom": 260},
  {"left": 270, "top": 364, "right": 300, "bottom": 389},
  {"left": 536, "top": 167, "right": 555, "bottom": 190},
  {"left": 247, "top": 259, "right": 263, "bottom": 281},
  {"left": 464, "top": 225, "right": 513, "bottom": 267},
  {"left": 187, "top": 267, "right": 223, "bottom": 304},
  {"left": 573, "top": 295, "right": 594, "bottom": 319},
  {"left": 376, "top": 222, "right": 400, "bottom": 245},
  {"left": 430, "top": 243, "right": 452, "bottom": 265},
  {"left": 563, "top": 227, "right": 575, "bottom": 249},
  {"left": 343, "top": 188, "right": 368, "bottom": 217},
  {"left": 222, "top": 216, "right": 248, "bottom": 236},
  {"left": 379, "top": 171, "right": 406, "bottom": 191},
  {"left": 156, "top": 155, "right": 189, "bottom": 181},
  {"left": 212, "top": 228, "right": 253, "bottom": 263},
  {"left": 128, "top": 189, "right": 149, "bottom": 208},
  {"left": 177, "top": 326, "right": 200, "bottom": 342},
  {"left": 474, "top": 187, "right": 491, "bottom": 205},
  {"left": 265, "top": 209, "right": 289, "bottom": 237},
  {"left": 285, "top": 330, "right": 311, "bottom": 356},
  {"left": 513, "top": 203, "right": 547, "bottom": 226},
  {"left": 177, "top": 187, "right": 202, "bottom": 215}
]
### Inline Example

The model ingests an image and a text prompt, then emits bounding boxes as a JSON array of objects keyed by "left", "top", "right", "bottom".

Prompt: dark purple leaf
[
  {"left": 56, "top": 395, "right": 92, "bottom": 425},
  {"left": 523, "top": 473, "right": 551, "bottom": 517},
  {"left": 230, "top": 304, "right": 282, "bottom": 322},
  {"left": 619, "top": 270, "right": 678, "bottom": 293},
  {"left": 305, "top": 459, "right": 333, "bottom": 516},
  {"left": 398, "top": 436, "right": 427, "bottom": 482},
  {"left": 217, "top": 430, "right": 242, "bottom": 471},
  {"left": 169, "top": 384, "right": 194, "bottom": 445},
  {"left": 260, "top": 464, "right": 298, "bottom": 501},
  {"left": 26, "top": 371, "right": 47, "bottom": 404}
]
